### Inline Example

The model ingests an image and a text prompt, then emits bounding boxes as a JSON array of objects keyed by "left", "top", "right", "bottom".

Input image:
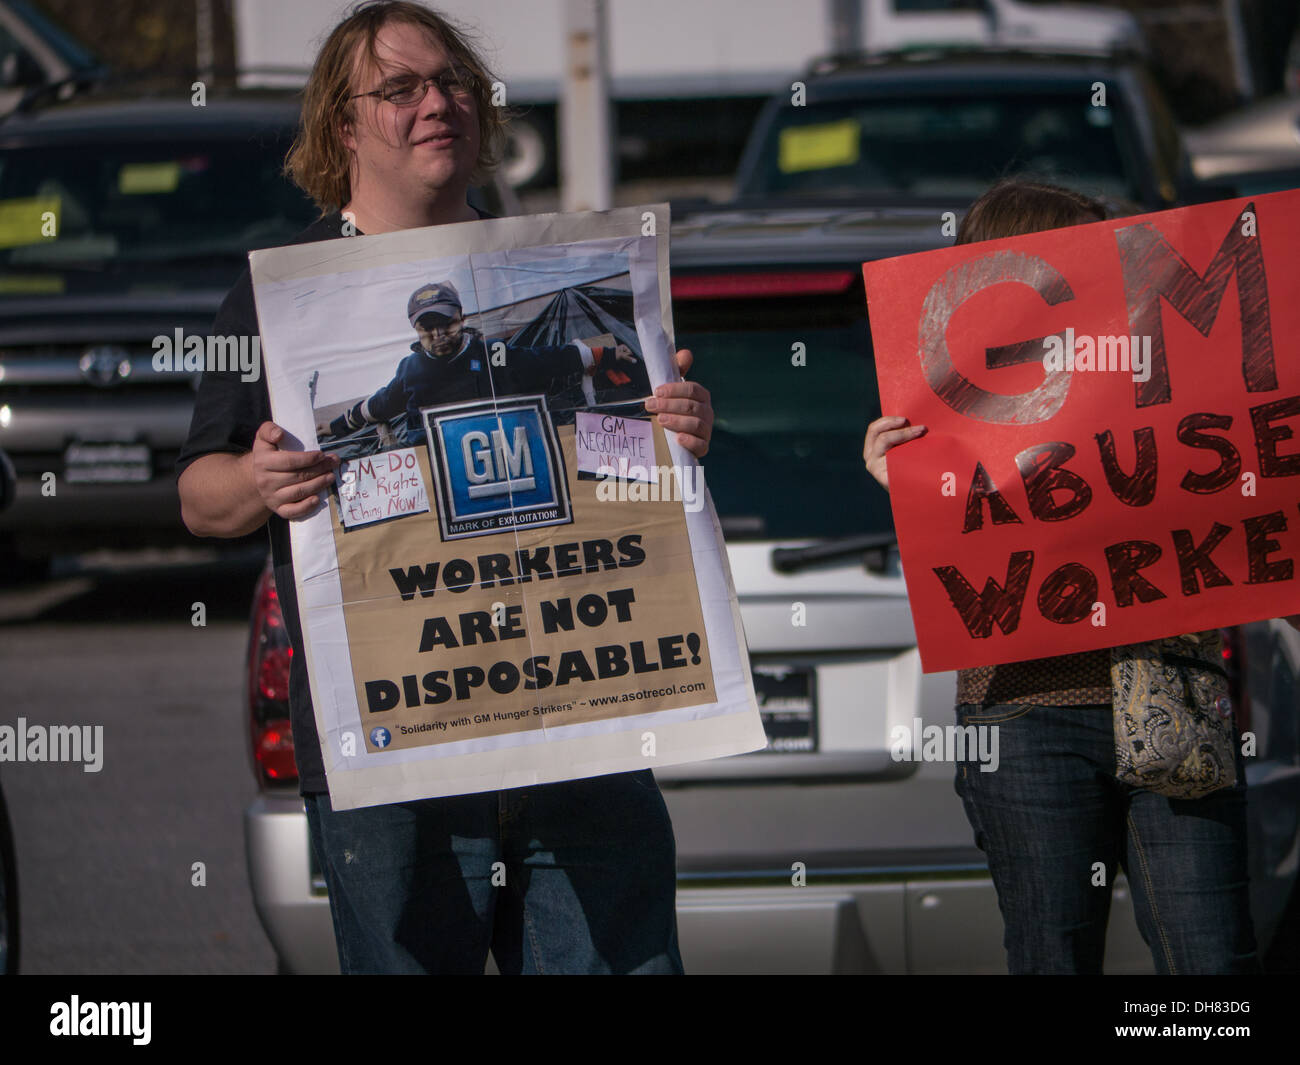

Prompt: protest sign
[
  {"left": 864, "top": 190, "right": 1300, "bottom": 673},
  {"left": 250, "top": 205, "right": 765, "bottom": 809}
]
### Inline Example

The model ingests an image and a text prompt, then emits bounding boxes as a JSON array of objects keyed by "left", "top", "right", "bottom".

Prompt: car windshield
[
  {"left": 0, "top": 136, "right": 317, "bottom": 271},
  {"left": 675, "top": 293, "right": 893, "bottom": 540},
  {"left": 744, "top": 91, "right": 1134, "bottom": 201}
]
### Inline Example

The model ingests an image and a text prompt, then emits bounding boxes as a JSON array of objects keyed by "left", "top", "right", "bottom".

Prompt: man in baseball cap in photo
[
  {"left": 405, "top": 280, "right": 468, "bottom": 359},
  {"left": 326, "top": 277, "right": 642, "bottom": 442},
  {"left": 408, "top": 279, "right": 461, "bottom": 321}
]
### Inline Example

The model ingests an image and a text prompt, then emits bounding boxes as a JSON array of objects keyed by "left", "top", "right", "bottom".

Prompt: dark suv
[
  {"left": 734, "top": 49, "right": 1198, "bottom": 211},
  {"left": 0, "top": 97, "right": 318, "bottom": 570}
]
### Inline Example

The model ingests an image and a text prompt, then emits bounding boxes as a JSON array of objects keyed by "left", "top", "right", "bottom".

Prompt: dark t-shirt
[{"left": 176, "top": 208, "right": 490, "bottom": 795}]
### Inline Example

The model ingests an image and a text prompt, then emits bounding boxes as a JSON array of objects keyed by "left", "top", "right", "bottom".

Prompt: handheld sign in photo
[
  {"left": 864, "top": 190, "right": 1300, "bottom": 673},
  {"left": 250, "top": 205, "right": 765, "bottom": 809}
]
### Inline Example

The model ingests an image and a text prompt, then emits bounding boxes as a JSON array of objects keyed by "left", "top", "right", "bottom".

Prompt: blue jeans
[
  {"left": 304, "top": 770, "right": 683, "bottom": 974},
  {"left": 953, "top": 702, "right": 1258, "bottom": 974}
]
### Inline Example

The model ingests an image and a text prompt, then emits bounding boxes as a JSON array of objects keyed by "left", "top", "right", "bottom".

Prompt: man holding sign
[
  {"left": 863, "top": 178, "right": 1300, "bottom": 974},
  {"left": 178, "top": 1, "right": 713, "bottom": 974}
]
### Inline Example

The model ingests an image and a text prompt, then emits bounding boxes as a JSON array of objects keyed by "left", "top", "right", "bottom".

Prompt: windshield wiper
[{"left": 770, "top": 532, "right": 898, "bottom": 575}]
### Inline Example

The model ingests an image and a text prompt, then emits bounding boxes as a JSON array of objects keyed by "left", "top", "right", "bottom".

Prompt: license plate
[
  {"left": 64, "top": 441, "right": 152, "bottom": 484},
  {"left": 752, "top": 664, "right": 817, "bottom": 753}
]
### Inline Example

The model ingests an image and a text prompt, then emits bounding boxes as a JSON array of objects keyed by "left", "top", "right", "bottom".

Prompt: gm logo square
[{"left": 423, "top": 396, "right": 572, "bottom": 540}]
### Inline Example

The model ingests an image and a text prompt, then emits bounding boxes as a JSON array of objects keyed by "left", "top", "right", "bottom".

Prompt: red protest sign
[{"left": 863, "top": 190, "right": 1300, "bottom": 673}]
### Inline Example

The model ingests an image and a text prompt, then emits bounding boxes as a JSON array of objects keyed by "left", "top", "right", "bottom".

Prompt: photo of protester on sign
[
  {"left": 864, "top": 188, "right": 1300, "bottom": 674},
  {"left": 249, "top": 205, "right": 764, "bottom": 809},
  {"left": 313, "top": 256, "right": 651, "bottom": 456},
  {"left": 312, "top": 250, "right": 653, "bottom": 534}
]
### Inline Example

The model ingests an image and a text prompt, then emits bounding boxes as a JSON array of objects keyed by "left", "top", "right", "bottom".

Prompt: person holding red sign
[{"left": 863, "top": 178, "right": 1277, "bottom": 975}]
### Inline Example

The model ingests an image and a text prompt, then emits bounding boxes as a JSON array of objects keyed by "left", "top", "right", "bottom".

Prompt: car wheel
[{"left": 0, "top": 780, "right": 19, "bottom": 975}]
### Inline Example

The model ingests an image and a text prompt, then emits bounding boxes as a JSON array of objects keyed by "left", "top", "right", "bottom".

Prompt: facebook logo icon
[{"left": 370, "top": 727, "right": 391, "bottom": 749}]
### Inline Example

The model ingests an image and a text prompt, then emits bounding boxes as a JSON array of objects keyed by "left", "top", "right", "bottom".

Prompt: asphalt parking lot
[{"left": 0, "top": 546, "right": 277, "bottom": 974}]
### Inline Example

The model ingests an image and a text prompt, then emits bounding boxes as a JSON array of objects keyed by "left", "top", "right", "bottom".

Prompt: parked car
[
  {"left": 0, "top": 0, "right": 105, "bottom": 118},
  {"left": 242, "top": 203, "right": 1300, "bottom": 973},
  {"left": 0, "top": 95, "right": 518, "bottom": 578},
  {"left": 0, "top": 97, "right": 316, "bottom": 574},
  {"left": 733, "top": 49, "right": 1198, "bottom": 212},
  {"left": 1184, "top": 94, "right": 1300, "bottom": 197}
]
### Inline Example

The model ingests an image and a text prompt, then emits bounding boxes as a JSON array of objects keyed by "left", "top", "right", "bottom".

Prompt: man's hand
[
  {"left": 644, "top": 348, "right": 713, "bottom": 458},
  {"left": 863, "top": 415, "right": 927, "bottom": 493},
  {"left": 613, "top": 342, "right": 639, "bottom": 364},
  {"left": 252, "top": 420, "right": 339, "bottom": 519}
]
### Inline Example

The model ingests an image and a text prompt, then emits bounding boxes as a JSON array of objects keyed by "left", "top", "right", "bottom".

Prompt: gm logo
[{"left": 424, "top": 395, "right": 572, "bottom": 540}]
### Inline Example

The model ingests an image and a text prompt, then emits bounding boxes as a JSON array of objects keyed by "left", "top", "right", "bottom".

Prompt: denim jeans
[
  {"left": 953, "top": 702, "right": 1258, "bottom": 974},
  {"left": 304, "top": 769, "right": 683, "bottom": 974}
]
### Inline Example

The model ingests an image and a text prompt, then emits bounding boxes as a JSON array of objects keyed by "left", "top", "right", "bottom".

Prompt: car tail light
[
  {"left": 671, "top": 269, "right": 858, "bottom": 300},
  {"left": 247, "top": 561, "right": 297, "bottom": 786},
  {"left": 1219, "top": 626, "right": 1251, "bottom": 735}
]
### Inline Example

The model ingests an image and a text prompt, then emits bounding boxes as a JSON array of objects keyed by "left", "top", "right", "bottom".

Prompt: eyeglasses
[{"left": 350, "top": 68, "right": 477, "bottom": 106}]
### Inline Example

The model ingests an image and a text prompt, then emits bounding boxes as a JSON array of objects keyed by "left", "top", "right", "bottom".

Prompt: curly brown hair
[
  {"left": 284, "top": 1, "right": 507, "bottom": 213},
  {"left": 956, "top": 178, "right": 1108, "bottom": 245}
]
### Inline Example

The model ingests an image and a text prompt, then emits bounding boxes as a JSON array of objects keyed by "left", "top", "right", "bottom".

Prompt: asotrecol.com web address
[{"left": 588, "top": 682, "right": 707, "bottom": 707}]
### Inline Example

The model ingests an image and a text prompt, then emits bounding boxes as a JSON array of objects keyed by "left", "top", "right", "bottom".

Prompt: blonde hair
[{"left": 284, "top": 1, "right": 507, "bottom": 213}]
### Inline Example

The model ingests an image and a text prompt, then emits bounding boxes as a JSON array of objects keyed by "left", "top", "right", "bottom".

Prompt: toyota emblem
[{"left": 80, "top": 346, "right": 132, "bottom": 387}]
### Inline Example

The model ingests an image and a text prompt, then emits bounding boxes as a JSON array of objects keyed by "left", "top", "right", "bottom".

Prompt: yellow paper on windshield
[
  {"left": 119, "top": 161, "right": 181, "bottom": 195},
  {"left": 0, "top": 275, "right": 64, "bottom": 294},
  {"left": 778, "top": 119, "right": 860, "bottom": 174},
  {"left": 0, "top": 196, "right": 60, "bottom": 249}
]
